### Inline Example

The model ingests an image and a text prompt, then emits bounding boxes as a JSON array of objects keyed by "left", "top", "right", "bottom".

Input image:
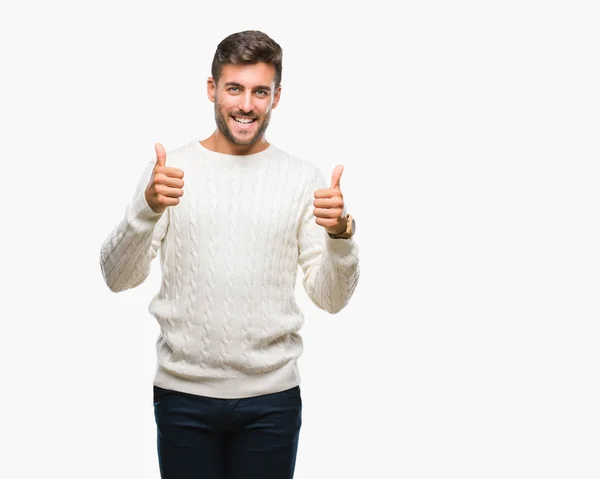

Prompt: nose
[{"left": 238, "top": 92, "right": 255, "bottom": 114}]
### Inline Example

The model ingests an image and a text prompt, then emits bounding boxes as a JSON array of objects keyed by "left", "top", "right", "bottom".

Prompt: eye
[
  {"left": 255, "top": 90, "right": 268, "bottom": 96},
  {"left": 228, "top": 87, "right": 241, "bottom": 93}
]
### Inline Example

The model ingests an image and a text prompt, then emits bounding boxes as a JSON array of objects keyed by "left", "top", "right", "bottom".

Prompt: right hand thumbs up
[
  {"left": 155, "top": 142, "right": 167, "bottom": 167},
  {"left": 145, "top": 142, "right": 185, "bottom": 213}
]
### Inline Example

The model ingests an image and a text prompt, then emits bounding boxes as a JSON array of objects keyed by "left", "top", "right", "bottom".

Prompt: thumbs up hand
[
  {"left": 145, "top": 143, "right": 185, "bottom": 213},
  {"left": 313, "top": 164, "right": 348, "bottom": 235}
]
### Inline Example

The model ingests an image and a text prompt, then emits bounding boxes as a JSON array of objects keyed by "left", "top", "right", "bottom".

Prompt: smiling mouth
[{"left": 232, "top": 116, "right": 257, "bottom": 124}]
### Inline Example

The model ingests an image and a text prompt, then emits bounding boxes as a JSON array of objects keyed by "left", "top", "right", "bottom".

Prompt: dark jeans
[{"left": 153, "top": 385, "right": 302, "bottom": 479}]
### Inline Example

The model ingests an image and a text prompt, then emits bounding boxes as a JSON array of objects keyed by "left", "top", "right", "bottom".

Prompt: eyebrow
[{"left": 224, "top": 82, "right": 271, "bottom": 92}]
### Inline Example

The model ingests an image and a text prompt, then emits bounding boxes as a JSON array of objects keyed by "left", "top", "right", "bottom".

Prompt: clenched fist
[
  {"left": 145, "top": 143, "right": 185, "bottom": 214},
  {"left": 313, "top": 164, "right": 347, "bottom": 235}
]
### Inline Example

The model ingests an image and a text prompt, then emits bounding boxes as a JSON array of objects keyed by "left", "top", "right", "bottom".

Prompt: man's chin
[
  {"left": 231, "top": 135, "right": 257, "bottom": 146},
  {"left": 227, "top": 129, "right": 260, "bottom": 146}
]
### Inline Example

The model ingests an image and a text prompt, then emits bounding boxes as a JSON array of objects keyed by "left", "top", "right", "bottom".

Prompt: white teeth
[{"left": 234, "top": 117, "right": 254, "bottom": 124}]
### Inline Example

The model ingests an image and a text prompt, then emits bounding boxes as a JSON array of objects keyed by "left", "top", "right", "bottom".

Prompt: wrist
[
  {"left": 327, "top": 214, "right": 355, "bottom": 239},
  {"left": 326, "top": 217, "right": 347, "bottom": 236}
]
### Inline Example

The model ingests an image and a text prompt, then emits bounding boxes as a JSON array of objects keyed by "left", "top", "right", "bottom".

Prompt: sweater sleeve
[
  {"left": 99, "top": 160, "right": 169, "bottom": 292},
  {"left": 297, "top": 167, "right": 360, "bottom": 314}
]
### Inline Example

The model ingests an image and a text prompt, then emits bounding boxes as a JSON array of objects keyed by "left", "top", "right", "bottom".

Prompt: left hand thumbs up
[
  {"left": 330, "top": 164, "right": 344, "bottom": 190},
  {"left": 313, "top": 164, "right": 347, "bottom": 235}
]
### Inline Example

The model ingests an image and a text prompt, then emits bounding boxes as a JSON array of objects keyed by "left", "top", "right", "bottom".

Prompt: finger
[
  {"left": 155, "top": 166, "right": 185, "bottom": 179},
  {"left": 313, "top": 197, "right": 344, "bottom": 208},
  {"left": 330, "top": 164, "right": 344, "bottom": 190},
  {"left": 155, "top": 143, "right": 167, "bottom": 167},
  {"left": 313, "top": 208, "right": 342, "bottom": 219},
  {"left": 315, "top": 217, "right": 338, "bottom": 228},
  {"left": 155, "top": 173, "right": 185, "bottom": 188},
  {"left": 314, "top": 188, "right": 342, "bottom": 199},
  {"left": 157, "top": 197, "right": 181, "bottom": 208},
  {"left": 155, "top": 185, "right": 184, "bottom": 198}
]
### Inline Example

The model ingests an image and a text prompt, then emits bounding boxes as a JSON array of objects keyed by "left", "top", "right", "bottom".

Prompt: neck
[{"left": 201, "top": 131, "right": 270, "bottom": 156}]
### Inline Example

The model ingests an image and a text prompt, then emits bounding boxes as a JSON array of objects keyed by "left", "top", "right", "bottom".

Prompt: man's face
[{"left": 208, "top": 62, "right": 281, "bottom": 147}]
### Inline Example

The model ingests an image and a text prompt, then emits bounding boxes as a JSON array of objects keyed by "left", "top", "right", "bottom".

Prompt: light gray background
[{"left": 1, "top": 1, "right": 599, "bottom": 478}]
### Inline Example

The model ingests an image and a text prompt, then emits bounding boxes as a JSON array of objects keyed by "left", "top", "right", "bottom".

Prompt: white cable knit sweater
[{"left": 100, "top": 141, "right": 360, "bottom": 399}]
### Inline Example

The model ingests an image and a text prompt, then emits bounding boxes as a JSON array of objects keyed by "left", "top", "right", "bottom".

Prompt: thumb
[
  {"left": 155, "top": 142, "right": 167, "bottom": 167},
  {"left": 330, "top": 164, "right": 344, "bottom": 190}
]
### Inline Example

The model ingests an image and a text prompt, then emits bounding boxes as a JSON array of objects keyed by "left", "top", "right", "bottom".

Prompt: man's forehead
[{"left": 219, "top": 63, "right": 276, "bottom": 87}]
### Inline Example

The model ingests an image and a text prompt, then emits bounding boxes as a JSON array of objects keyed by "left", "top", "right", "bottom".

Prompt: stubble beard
[{"left": 214, "top": 101, "right": 271, "bottom": 147}]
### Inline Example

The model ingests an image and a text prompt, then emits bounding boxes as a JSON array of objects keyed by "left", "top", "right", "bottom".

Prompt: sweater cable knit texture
[{"left": 100, "top": 141, "right": 359, "bottom": 398}]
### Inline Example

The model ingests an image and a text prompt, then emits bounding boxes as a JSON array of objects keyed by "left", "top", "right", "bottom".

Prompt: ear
[
  {"left": 271, "top": 85, "right": 282, "bottom": 109},
  {"left": 207, "top": 77, "right": 216, "bottom": 103}
]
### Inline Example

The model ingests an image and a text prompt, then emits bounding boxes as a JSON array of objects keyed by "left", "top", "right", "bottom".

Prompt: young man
[{"left": 100, "top": 30, "right": 359, "bottom": 479}]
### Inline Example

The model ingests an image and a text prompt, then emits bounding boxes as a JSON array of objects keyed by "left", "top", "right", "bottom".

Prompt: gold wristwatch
[{"left": 328, "top": 214, "right": 355, "bottom": 239}]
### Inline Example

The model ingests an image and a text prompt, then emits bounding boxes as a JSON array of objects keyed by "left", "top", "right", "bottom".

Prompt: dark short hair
[{"left": 211, "top": 30, "right": 283, "bottom": 88}]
